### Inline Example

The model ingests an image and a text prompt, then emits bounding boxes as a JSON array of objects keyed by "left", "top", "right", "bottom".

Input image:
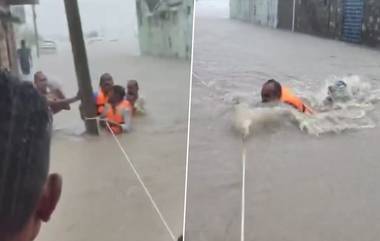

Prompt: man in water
[
  {"left": 101, "top": 85, "right": 132, "bottom": 134},
  {"left": 94, "top": 73, "right": 114, "bottom": 115},
  {"left": 126, "top": 79, "right": 145, "bottom": 115},
  {"left": 0, "top": 71, "right": 62, "bottom": 241},
  {"left": 34, "top": 71, "right": 80, "bottom": 114},
  {"left": 324, "top": 80, "right": 350, "bottom": 105},
  {"left": 261, "top": 79, "right": 314, "bottom": 114},
  {"left": 17, "top": 40, "right": 33, "bottom": 80}
]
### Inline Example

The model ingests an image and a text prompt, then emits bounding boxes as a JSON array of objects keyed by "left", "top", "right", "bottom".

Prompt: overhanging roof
[{"left": 7, "top": 0, "right": 39, "bottom": 5}]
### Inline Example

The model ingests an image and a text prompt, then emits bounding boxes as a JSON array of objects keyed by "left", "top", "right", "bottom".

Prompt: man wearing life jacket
[
  {"left": 101, "top": 85, "right": 132, "bottom": 134},
  {"left": 94, "top": 73, "right": 114, "bottom": 115},
  {"left": 261, "top": 79, "right": 314, "bottom": 114}
]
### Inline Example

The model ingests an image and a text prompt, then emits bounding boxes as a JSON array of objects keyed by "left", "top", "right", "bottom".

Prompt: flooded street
[
  {"left": 34, "top": 30, "right": 189, "bottom": 241},
  {"left": 186, "top": 1, "right": 380, "bottom": 241}
]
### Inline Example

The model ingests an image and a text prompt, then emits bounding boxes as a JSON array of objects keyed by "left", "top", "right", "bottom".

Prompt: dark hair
[
  {"left": 21, "top": 40, "right": 25, "bottom": 46},
  {"left": 33, "top": 71, "right": 44, "bottom": 82},
  {"left": 127, "top": 79, "right": 139, "bottom": 88},
  {"left": 0, "top": 71, "right": 51, "bottom": 235},
  {"left": 112, "top": 85, "right": 126, "bottom": 100},
  {"left": 265, "top": 79, "right": 282, "bottom": 97},
  {"left": 99, "top": 73, "right": 113, "bottom": 86}
]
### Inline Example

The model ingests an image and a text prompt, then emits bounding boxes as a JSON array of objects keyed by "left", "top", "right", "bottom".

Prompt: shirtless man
[
  {"left": 101, "top": 85, "right": 132, "bottom": 134},
  {"left": 34, "top": 71, "right": 80, "bottom": 114},
  {"left": 126, "top": 79, "right": 145, "bottom": 114}
]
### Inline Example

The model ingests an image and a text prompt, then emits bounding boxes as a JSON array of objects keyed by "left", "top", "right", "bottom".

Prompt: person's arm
[
  {"left": 120, "top": 108, "right": 132, "bottom": 132},
  {"left": 54, "top": 95, "right": 79, "bottom": 105},
  {"left": 100, "top": 103, "right": 110, "bottom": 118},
  {"left": 48, "top": 93, "right": 80, "bottom": 114},
  {"left": 135, "top": 97, "right": 146, "bottom": 114}
]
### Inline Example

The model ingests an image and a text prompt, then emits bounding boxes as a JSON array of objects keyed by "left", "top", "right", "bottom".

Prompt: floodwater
[
  {"left": 186, "top": 1, "right": 380, "bottom": 241},
  {"left": 34, "top": 27, "right": 189, "bottom": 241}
]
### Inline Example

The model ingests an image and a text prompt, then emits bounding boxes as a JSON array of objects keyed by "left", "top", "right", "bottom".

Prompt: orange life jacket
[
  {"left": 105, "top": 100, "right": 132, "bottom": 134},
  {"left": 95, "top": 89, "right": 108, "bottom": 115},
  {"left": 280, "top": 87, "right": 313, "bottom": 114}
]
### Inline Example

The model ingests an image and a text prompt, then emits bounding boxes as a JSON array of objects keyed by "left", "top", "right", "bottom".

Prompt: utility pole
[
  {"left": 292, "top": 0, "right": 296, "bottom": 32},
  {"left": 32, "top": 4, "right": 39, "bottom": 58},
  {"left": 63, "top": 0, "right": 98, "bottom": 135}
]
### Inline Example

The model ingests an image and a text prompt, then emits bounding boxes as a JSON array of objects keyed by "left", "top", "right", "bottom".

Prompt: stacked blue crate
[{"left": 343, "top": 0, "right": 364, "bottom": 43}]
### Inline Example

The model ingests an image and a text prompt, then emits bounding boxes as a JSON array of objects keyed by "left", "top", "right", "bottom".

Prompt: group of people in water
[
  {"left": 18, "top": 39, "right": 149, "bottom": 135},
  {"left": 93, "top": 73, "right": 144, "bottom": 134},
  {"left": 0, "top": 65, "right": 352, "bottom": 241},
  {"left": 32, "top": 70, "right": 144, "bottom": 134}
]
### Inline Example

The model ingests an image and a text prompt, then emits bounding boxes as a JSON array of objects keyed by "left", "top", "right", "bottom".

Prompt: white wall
[
  {"left": 136, "top": 0, "right": 193, "bottom": 59},
  {"left": 230, "top": 0, "right": 278, "bottom": 28},
  {"left": 254, "top": 0, "right": 278, "bottom": 27}
]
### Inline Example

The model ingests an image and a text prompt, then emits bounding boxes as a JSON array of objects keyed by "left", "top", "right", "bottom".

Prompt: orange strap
[
  {"left": 95, "top": 90, "right": 107, "bottom": 105},
  {"left": 105, "top": 100, "right": 132, "bottom": 133},
  {"left": 95, "top": 90, "right": 108, "bottom": 114},
  {"left": 281, "top": 87, "right": 313, "bottom": 114}
]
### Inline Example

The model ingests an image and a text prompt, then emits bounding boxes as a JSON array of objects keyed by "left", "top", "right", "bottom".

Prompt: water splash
[
  {"left": 233, "top": 103, "right": 292, "bottom": 137},
  {"left": 308, "top": 75, "right": 380, "bottom": 108}
]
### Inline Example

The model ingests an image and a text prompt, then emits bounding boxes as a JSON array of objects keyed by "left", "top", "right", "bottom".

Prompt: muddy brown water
[
  {"left": 35, "top": 38, "right": 190, "bottom": 241},
  {"left": 186, "top": 1, "right": 380, "bottom": 241}
]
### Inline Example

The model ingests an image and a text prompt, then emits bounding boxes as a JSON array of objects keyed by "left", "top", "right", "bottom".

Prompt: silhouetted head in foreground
[
  {"left": 261, "top": 79, "right": 282, "bottom": 103},
  {"left": 99, "top": 73, "right": 114, "bottom": 96},
  {"left": 177, "top": 235, "right": 183, "bottom": 241},
  {"left": 0, "top": 71, "right": 62, "bottom": 241}
]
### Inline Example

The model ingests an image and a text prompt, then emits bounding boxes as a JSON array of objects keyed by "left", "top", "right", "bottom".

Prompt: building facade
[
  {"left": 135, "top": 0, "right": 193, "bottom": 59},
  {"left": 0, "top": 0, "right": 37, "bottom": 75},
  {"left": 291, "top": 0, "right": 343, "bottom": 39},
  {"left": 362, "top": 0, "right": 380, "bottom": 46},
  {"left": 230, "top": 0, "right": 278, "bottom": 28},
  {"left": 230, "top": 0, "right": 380, "bottom": 47}
]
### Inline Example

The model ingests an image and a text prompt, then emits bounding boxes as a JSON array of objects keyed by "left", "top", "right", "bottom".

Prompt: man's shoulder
[{"left": 47, "top": 80, "right": 61, "bottom": 90}]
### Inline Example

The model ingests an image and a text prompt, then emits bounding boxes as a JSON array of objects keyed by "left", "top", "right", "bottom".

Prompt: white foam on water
[
  {"left": 233, "top": 103, "right": 292, "bottom": 137},
  {"left": 305, "top": 75, "right": 380, "bottom": 108},
  {"left": 233, "top": 76, "right": 380, "bottom": 137}
]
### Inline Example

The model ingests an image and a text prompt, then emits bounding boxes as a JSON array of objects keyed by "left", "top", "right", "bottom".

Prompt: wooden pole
[
  {"left": 63, "top": 0, "right": 98, "bottom": 135},
  {"left": 292, "top": 0, "right": 296, "bottom": 32}
]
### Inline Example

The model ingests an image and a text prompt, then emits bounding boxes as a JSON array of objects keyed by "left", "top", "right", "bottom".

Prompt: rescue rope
[
  {"left": 85, "top": 117, "right": 176, "bottom": 241},
  {"left": 195, "top": 76, "right": 249, "bottom": 241},
  {"left": 240, "top": 138, "right": 247, "bottom": 241}
]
